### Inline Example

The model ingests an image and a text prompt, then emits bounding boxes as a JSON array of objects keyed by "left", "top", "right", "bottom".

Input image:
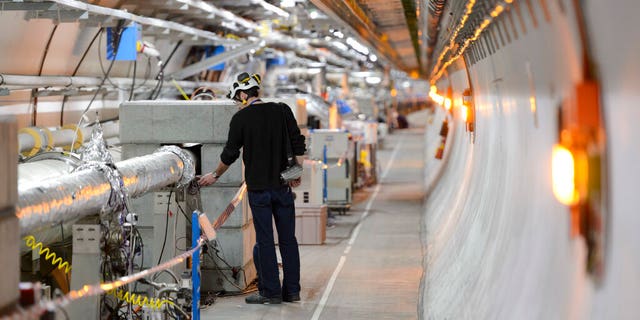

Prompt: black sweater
[{"left": 220, "top": 101, "right": 306, "bottom": 190}]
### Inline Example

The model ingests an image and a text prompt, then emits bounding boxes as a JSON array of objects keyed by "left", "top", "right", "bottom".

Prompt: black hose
[
  {"left": 148, "top": 40, "right": 182, "bottom": 99},
  {"left": 72, "top": 29, "right": 102, "bottom": 76},
  {"left": 129, "top": 59, "right": 137, "bottom": 101},
  {"left": 156, "top": 190, "right": 173, "bottom": 265}
]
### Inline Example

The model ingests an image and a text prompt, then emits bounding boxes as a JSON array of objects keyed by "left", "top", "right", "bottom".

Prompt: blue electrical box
[
  {"left": 266, "top": 55, "right": 286, "bottom": 69},
  {"left": 106, "top": 23, "right": 140, "bottom": 61},
  {"left": 337, "top": 99, "right": 353, "bottom": 115},
  {"left": 206, "top": 46, "right": 226, "bottom": 71}
]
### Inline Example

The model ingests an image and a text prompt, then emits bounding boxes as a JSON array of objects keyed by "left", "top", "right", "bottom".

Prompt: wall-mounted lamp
[
  {"left": 553, "top": 82, "right": 603, "bottom": 209},
  {"left": 551, "top": 143, "right": 579, "bottom": 206},
  {"left": 553, "top": 80, "right": 607, "bottom": 279},
  {"left": 428, "top": 85, "right": 452, "bottom": 110},
  {"left": 462, "top": 88, "right": 475, "bottom": 132}
]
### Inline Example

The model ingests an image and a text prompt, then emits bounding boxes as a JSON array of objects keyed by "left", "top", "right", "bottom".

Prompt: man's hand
[
  {"left": 198, "top": 172, "right": 219, "bottom": 187},
  {"left": 288, "top": 177, "right": 301, "bottom": 188}
]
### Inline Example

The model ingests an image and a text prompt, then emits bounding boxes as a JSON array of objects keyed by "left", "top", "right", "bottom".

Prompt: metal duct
[
  {"left": 17, "top": 153, "right": 81, "bottom": 252},
  {"left": 16, "top": 146, "right": 194, "bottom": 235},
  {"left": 18, "top": 153, "right": 81, "bottom": 189}
]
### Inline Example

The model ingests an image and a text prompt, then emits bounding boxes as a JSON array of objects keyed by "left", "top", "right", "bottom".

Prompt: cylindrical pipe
[
  {"left": 0, "top": 74, "right": 228, "bottom": 92},
  {"left": 16, "top": 147, "right": 194, "bottom": 235},
  {"left": 18, "top": 122, "right": 120, "bottom": 153},
  {"left": 18, "top": 154, "right": 81, "bottom": 252},
  {"left": 18, "top": 160, "right": 76, "bottom": 187}
]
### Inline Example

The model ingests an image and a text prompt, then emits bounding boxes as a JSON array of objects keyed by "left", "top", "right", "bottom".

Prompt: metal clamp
[{"left": 156, "top": 146, "right": 195, "bottom": 188}]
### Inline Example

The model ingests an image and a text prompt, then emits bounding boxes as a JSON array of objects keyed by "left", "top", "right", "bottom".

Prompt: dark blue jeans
[{"left": 249, "top": 186, "right": 300, "bottom": 298}]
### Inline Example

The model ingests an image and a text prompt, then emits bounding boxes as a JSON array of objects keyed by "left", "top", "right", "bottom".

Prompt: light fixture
[
  {"left": 346, "top": 37, "right": 370, "bottom": 55},
  {"left": 309, "top": 10, "right": 319, "bottom": 19},
  {"left": 444, "top": 98, "right": 452, "bottom": 111},
  {"left": 428, "top": 85, "right": 445, "bottom": 104},
  {"left": 365, "top": 76, "right": 381, "bottom": 85},
  {"left": 462, "top": 88, "right": 475, "bottom": 132},
  {"left": 280, "top": 0, "right": 295, "bottom": 8},
  {"left": 552, "top": 81, "right": 604, "bottom": 210},
  {"left": 369, "top": 54, "right": 378, "bottom": 62},
  {"left": 461, "top": 104, "right": 468, "bottom": 122},
  {"left": 429, "top": 85, "right": 453, "bottom": 111},
  {"left": 552, "top": 144, "right": 578, "bottom": 205}
]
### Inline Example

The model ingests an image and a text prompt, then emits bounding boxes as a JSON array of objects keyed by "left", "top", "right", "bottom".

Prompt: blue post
[
  {"left": 191, "top": 211, "right": 201, "bottom": 320},
  {"left": 323, "top": 145, "right": 328, "bottom": 203}
]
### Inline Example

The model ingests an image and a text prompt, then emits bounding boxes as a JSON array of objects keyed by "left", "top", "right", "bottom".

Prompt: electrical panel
[{"left": 309, "top": 129, "right": 349, "bottom": 159}]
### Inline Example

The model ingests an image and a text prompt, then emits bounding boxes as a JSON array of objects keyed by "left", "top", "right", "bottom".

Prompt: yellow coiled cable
[
  {"left": 106, "top": 289, "right": 177, "bottom": 310},
  {"left": 23, "top": 235, "right": 72, "bottom": 274}
]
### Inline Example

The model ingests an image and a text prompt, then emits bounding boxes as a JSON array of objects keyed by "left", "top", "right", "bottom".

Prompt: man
[{"left": 198, "top": 72, "right": 305, "bottom": 304}]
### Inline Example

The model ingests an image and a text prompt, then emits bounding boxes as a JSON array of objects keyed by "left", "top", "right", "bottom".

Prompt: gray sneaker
[{"left": 245, "top": 293, "right": 282, "bottom": 304}]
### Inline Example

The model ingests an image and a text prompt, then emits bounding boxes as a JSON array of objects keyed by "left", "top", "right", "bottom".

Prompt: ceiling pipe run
[
  {"left": 18, "top": 121, "right": 119, "bottom": 155},
  {"left": 0, "top": 74, "right": 228, "bottom": 92}
]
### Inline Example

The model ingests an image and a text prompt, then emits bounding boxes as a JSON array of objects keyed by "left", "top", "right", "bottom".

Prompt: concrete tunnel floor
[{"left": 201, "top": 126, "right": 427, "bottom": 320}]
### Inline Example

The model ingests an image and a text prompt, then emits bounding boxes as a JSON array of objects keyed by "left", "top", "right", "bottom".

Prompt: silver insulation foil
[
  {"left": 17, "top": 149, "right": 195, "bottom": 235},
  {"left": 156, "top": 145, "right": 195, "bottom": 188},
  {"left": 81, "top": 121, "right": 114, "bottom": 163}
]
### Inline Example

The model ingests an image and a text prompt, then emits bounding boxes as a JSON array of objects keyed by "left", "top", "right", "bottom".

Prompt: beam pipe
[{"left": 16, "top": 147, "right": 194, "bottom": 235}]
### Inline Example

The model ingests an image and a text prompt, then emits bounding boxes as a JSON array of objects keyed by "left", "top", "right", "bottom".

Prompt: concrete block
[
  {"left": 205, "top": 222, "right": 254, "bottom": 268},
  {"left": 0, "top": 117, "right": 18, "bottom": 311},
  {"left": 200, "top": 144, "right": 243, "bottom": 185},
  {"left": 0, "top": 117, "right": 17, "bottom": 212},
  {"left": 200, "top": 187, "right": 252, "bottom": 228},
  {"left": 119, "top": 101, "right": 237, "bottom": 144},
  {"left": 128, "top": 193, "right": 156, "bottom": 226},
  {"left": 309, "top": 130, "right": 350, "bottom": 159},
  {"left": 201, "top": 260, "right": 256, "bottom": 293},
  {"left": 121, "top": 144, "right": 160, "bottom": 160},
  {"left": 213, "top": 106, "right": 237, "bottom": 143},
  {"left": 0, "top": 215, "right": 19, "bottom": 311}
]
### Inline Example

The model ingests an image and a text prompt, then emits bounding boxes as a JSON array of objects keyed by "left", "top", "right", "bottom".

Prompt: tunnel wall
[{"left": 420, "top": 0, "right": 639, "bottom": 319}]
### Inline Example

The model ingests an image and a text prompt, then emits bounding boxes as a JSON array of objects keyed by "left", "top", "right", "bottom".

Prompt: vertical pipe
[{"left": 191, "top": 211, "right": 201, "bottom": 320}]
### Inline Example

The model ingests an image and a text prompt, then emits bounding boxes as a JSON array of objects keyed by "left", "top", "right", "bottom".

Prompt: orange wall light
[
  {"left": 461, "top": 104, "right": 469, "bottom": 123},
  {"left": 552, "top": 144, "right": 579, "bottom": 205}
]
